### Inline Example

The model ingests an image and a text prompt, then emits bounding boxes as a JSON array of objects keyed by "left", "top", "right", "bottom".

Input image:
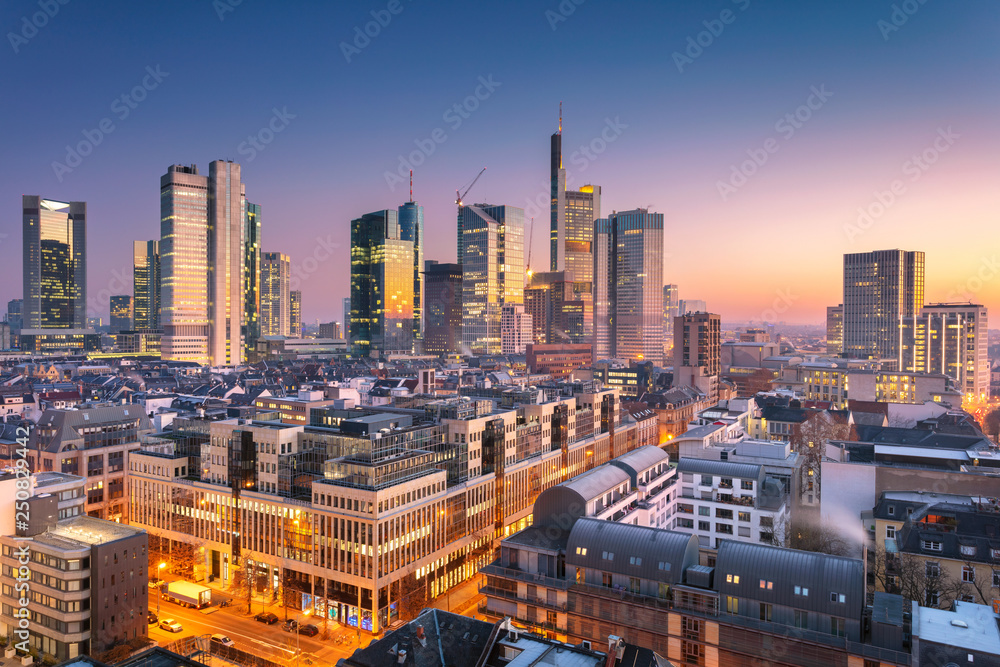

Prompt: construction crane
[{"left": 455, "top": 167, "right": 486, "bottom": 207}]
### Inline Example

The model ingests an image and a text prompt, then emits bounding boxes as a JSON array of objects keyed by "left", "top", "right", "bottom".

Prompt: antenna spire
[
  {"left": 558, "top": 101, "right": 562, "bottom": 134},
  {"left": 409, "top": 169, "right": 413, "bottom": 202}
]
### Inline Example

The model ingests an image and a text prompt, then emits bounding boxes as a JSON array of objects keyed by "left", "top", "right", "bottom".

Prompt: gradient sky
[{"left": 2, "top": 0, "right": 998, "bottom": 326}]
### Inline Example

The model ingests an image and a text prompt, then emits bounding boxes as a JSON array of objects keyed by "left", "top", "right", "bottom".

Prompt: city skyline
[{"left": 2, "top": 1, "right": 998, "bottom": 326}]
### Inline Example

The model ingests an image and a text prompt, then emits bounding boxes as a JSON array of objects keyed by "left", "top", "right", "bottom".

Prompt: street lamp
[{"left": 156, "top": 562, "right": 166, "bottom": 616}]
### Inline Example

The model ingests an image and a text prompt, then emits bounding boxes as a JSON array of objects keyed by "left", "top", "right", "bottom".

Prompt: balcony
[
  {"left": 480, "top": 563, "right": 573, "bottom": 590},
  {"left": 479, "top": 602, "right": 562, "bottom": 633},
  {"left": 480, "top": 585, "right": 567, "bottom": 611}
]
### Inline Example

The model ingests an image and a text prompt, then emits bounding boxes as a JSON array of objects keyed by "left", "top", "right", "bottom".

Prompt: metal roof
[
  {"left": 610, "top": 445, "right": 670, "bottom": 478},
  {"left": 559, "top": 464, "right": 630, "bottom": 502},
  {"left": 677, "top": 457, "right": 762, "bottom": 480},
  {"left": 565, "top": 518, "right": 698, "bottom": 585},
  {"left": 714, "top": 541, "right": 865, "bottom": 617}
]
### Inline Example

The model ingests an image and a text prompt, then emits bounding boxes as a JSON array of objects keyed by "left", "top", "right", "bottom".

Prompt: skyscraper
[
  {"left": 160, "top": 161, "right": 246, "bottom": 366},
  {"left": 902, "top": 303, "right": 989, "bottom": 400},
  {"left": 244, "top": 202, "right": 262, "bottom": 356},
  {"left": 663, "top": 284, "right": 679, "bottom": 349},
  {"left": 290, "top": 290, "right": 302, "bottom": 338},
  {"left": 22, "top": 196, "right": 87, "bottom": 329},
  {"left": 594, "top": 209, "right": 664, "bottom": 363},
  {"left": 842, "top": 249, "right": 924, "bottom": 360},
  {"left": 5, "top": 299, "right": 22, "bottom": 332},
  {"left": 826, "top": 304, "right": 843, "bottom": 355},
  {"left": 343, "top": 296, "right": 351, "bottom": 337},
  {"left": 524, "top": 271, "right": 583, "bottom": 345},
  {"left": 350, "top": 209, "right": 414, "bottom": 357},
  {"left": 261, "top": 252, "right": 291, "bottom": 336},
  {"left": 460, "top": 204, "right": 525, "bottom": 356},
  {"left": 423, "top": 260, "right": 462, "bottom": 356},
  {"left": 398, "top": 198, "right": 424, "bottom": 349},
  {"left": 109, "top": 295, "right": 133, "bottom": 333},
  {"left": 132, "top": 240, "right": 160, "bottom": 329},
  {"left": 673, "top": 311, "right": 722, "bottom": 400}
]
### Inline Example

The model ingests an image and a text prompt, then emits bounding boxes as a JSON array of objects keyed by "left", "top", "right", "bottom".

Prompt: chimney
[
  {"left": 397, "top": 649, "right": 407, "bottom": 664},
  {"left": 416, "top": 625, "right": 427, "bottom": 647}
]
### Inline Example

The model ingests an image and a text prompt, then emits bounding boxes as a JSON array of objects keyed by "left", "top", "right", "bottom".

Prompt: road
[{"left": 148, "top": 593, "right": 365, "bottom": 666}]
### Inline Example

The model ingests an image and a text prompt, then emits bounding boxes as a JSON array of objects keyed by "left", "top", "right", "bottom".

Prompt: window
[
  {"left": 759, "top": 602, "right": 772, "bottom": 622},
  {"left": 698, "top": 521, "right": 710, "bottom": 531},
  {"left": 794, "top": 610, "right": 807, "bottom": 629},
  {"left": 628, "top": 577, "right": 640, "bottom": 594},
  {"left": 794, "top": 586, "right": 809, "bottom": 597},
  {"left": 602, "top": 572, "right": 612, "bottom": 589},
  {"left": 830, "top": 592, "right": 846, "bottom": 603},
  {"left": 741, "top": 480, "right": 754, "bottom": 490},
  {"left": 575, "top": 547, "right": 587, "bottom": 556},
  {"left": 887, "top": 505, "right": 895, "bottom": 516},
  {"left": 657, "top": 561, "right": 671, "bottom": 572},
  {"left": 629, "top": 556, "right": 642, "bottom": 566},
  {"left": 962, "top": 565, "right": 975, "bottom": 583},
  {"left": 830, "top": 617, "right": 845, "bottom": 637},
  {"left": 993, "top": 570, "right": 1000, "bottom": 588},
  {"left": 700, "top": 475, "right": 713, "bottom": 486},
  {"left": 960, "top": 545, "right": 976, "bottom": 557},
  {"left": 925, "top": 590, "right": 939, "bottom": 607},
  {"left": 738, "top": 512, "right": 750, "bottom": 522},
  {"left": 726, "top": 596, "right": 738, "bottom": 614},
  {"left": 602, "top": 551, "right": 614, "bottom": 561},
  {"left": 921, "top": 540, "right": 942, "bottom": 552},
  {"left": 759, "top": 580, "right": 773, "bottom": 590},
  {"left": 698, "top": 506, "right": 710, "bottom": 516},
  {"left": 725, "top": 574, "right": 740, "bottom": 584},
  {"left": 885, "top": 525, "right": 895, "bottom": 540},
  {"left": 925, "top": 562, "right": 940, "bottom": 578}
]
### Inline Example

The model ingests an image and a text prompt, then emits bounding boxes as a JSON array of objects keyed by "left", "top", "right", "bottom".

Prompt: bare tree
[
  {"left": 945, "top": 560, "right": 995, "bottom": 605},
  {"left": 791, "top": 522, "right": 853, "bottom": 557},
  {"left": 868, "top": 545, "right": 956, "bottom": 609}
]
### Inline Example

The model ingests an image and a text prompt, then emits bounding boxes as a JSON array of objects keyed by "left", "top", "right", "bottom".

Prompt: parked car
[
  {"left": 282, "top": 620, "right": 298, "bottom": 633},
  {"left": 148, "top": 579, "right": 164, "bottom": 589},
  {"left": 158, "top": 619, "right": 183, "bottom": 633},
  {"left": 147, "top": 612, "right": 158, "bottom": 625},
  {"left": 255, "top": 612, "right": 279, "bottom": 625},
  {"left": 210, "top": 634, "right": 235, "bottom": 648},
  {"left": 297, "top": 624, "right": 319, "bottom": 637}
]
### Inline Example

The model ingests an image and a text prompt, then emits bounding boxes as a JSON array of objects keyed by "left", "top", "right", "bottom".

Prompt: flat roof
[
  {"left": 48, "top": 514, "right": 145, "bottom": 546},
  {"left": 915, "top": 601, "right": 1000, "bottom": 654}
]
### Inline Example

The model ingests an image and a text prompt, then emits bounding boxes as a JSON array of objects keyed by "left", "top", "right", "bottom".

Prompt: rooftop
[{"left": 914, "top": 600, "right": 1000, "bottom": 654}]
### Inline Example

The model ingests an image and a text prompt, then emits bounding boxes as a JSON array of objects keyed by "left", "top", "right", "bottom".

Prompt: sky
[{"left": 2, "top": 0, "right": 999, "bottom": 326}]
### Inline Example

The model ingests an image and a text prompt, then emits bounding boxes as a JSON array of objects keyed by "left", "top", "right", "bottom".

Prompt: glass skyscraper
[
  {"left": 132, "top": 240, "right": 160, "bottom": 330},
  {"left": 109, "top": 295, "right": 133, "bottom": 333},
  {"left": 261, "top": 252, "right": 291, "bottom": 336},
  {"left": 290, "top": 290, "right": 302, "bottom": 338},
  {"left": 398, "top": 200, "right": 424, "bottom": 349},
  {"left": 842, "top": 249, "right": 924, "bottom": 360},
  {"left": 22, "top": 196, "right": 87, "bottom": 329},
  {"left": 244, "top": 202, "right": 262, "bottom": 356}
]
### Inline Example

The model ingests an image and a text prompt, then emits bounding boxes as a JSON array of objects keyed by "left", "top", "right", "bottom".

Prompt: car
[
  {"left": 158, "top": 619, "right": 183, "bottom": 633},
  {"left": 147, "top": 612, "right": 158, "bottom": 625},
  {"left": 210, "top": 634, "right": 235, "bottom": 648},
  {"left": 148, "top": 579, "right": 164, "bottom": 589},
  {"left": 254, "top": 612, "right": 279, "bottom": 625},
  {"left": 297, "top": 624, "right": 319, "bottom": 637},
  {"left": 282, "top": 619, "right": 298, "bottom": 633}
]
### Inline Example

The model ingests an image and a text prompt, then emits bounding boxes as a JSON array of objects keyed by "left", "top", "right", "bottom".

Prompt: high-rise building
[
  {"left": 109, "top": 295, "right": 133, "bottom": 333},
  {"left": 398, "top": 199, "right": 424, "bottom": 348},
  {"left": 423, "top": 261, "right": 462, "bottom": 356},
  {"left": 460, "top": 204, "right": 525, "bottom": 356},
  {"left": 677, "top": 298, "right": 707, "bottom": 315},
  {"left": 5, "top": 299, "right": 23, "bottom": 331},
  {"left": 160, "top": 161, "right": 246, "bottom": 366},
  {"left": 132, "top": 240, "right": 160, "bottom": 329},
  {"left": 673, "top": 311, "right": 721, "bottom": 400},
  {"left": 22, "top": 196, "right": 87, "bottom": 329},
  {"left": 290, "top": 290, "right": 302, "bottom": 338},
  {"left": 343, "top": 296, "right": 351, "bottom": 337},
  {"left": 842, "top": 249, "right": 924, "bottom": 360},
  {"left": 350, "top": 209, "right": 414, "bottom": 357},
  {"left": 827, "top": 304, "right": 844, "bottom": 355},
  {"left": 261, "top": 252, "right": 291, "bottom": 336},
  {"left": 524, "top": 271, "right": 583, "bottom": 345},
  {"left": 244, "top": 202, "right": 262, "bottom": 356},
  {"left": 319, "top": 321, "right": 342, "bottom": 339},
  {"left": 594, "top": 209, "right": 664, "bottom": 363},
  {"left": 902, "top": 303, "right": 989, "bottom": 400},
  {"left": 500, "top": 303, "right": 533, "bottom": 355},
  {"left": 662, "top": 284, "right": 679, "bottom": 349}
]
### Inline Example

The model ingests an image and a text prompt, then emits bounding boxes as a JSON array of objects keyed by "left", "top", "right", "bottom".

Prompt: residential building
[
  {"left": 351, "top": 209, "right": 415, "bottom": 357},
  {"left": 398, "top": 199, "right": 424, "bottom": 349},
  {"left": 109, "top": 295, "right": 133, "bottom": 333},
  {"left": 902, "top": 302, "right": 989, "bottom": 401},
  {"left": 244, "top": 201, "right": 262, "bottom": 356},
  {"left": 261, "top": 252, "right": 291, "bottom": 336},
  {"left": 460, "top": 204, "right": 525, "bottom": 356},
  {"left": 526, "top": 344, "right": 593, "bottom": 380},
  {"left": 500, "top": 303, "right": 532, "bottom": 355},
  {"left": 423, "top": 261, "right": 462, "bottom": 356},
  {"left": 132, "top": 240, "right": 160, "bottom": 330},
  {"left": 22, "top": 196, "right": 87, "bottom": 329},
  {"left": 826, "top": 304, "right": 843, "bottom": 355},
  {"left": 160, "top": 161, "right": 246, "bottom": 366},
  {"left": 0, "top": 512, "right": 148, "bottom": 660},
  {"left": 594, "top": 209, "right": 664, "bottom": 364},
  {"left": 290, "top": 290, "right": 302, "bottom": 338},
  {"left": 842, "top": 249, "right": 924, "bottom": 360},
  {"left": 673, "top": 312, "right": 721, "bottom": 401}
]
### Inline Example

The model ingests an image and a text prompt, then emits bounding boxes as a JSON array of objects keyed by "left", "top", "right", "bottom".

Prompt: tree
[
  {"left": 868, "top": 545, "right": 956, "bottom": 609},
  {"left": 984, "top": 407, "right": 1000, "bottom": 443},
  {"left": 397, "top": 572, "right": 428, "bottom": 623},
  {"left": 743, "top": 368, "right": 776, "bottom": 397},
  {"left": 789, "top": 411, "right": 856, "bottom": 542},
  {"left": 790, "top": 522, "right": 853, "bottom": 557}
]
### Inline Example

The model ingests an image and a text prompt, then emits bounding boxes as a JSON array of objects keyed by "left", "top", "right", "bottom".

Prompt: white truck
[{"left": 163, "top": 581, "right": 212, "bottom": 609}]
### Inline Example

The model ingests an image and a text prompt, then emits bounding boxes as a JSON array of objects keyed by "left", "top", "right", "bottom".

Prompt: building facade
[
  {"left": 109, "top": 295, "right": 133, "bottom": 333},
  {"left": 261, "top": 252, "right": 291, "bottom": 337},
  {"left": 244, "top": 202, "right": 262, "bottom": 356},
  {"left": 842, "top": 249, "right": 924, "bottom": 360},
  {"left": 423, "top": 261, "right": 462, "bottom": 356},
  {"left": 132, "top": 240, "right": 160, "bottom": 330},
  {"left": 500, "top": 303, "right": 533, "bottom": 355},
  {"left": 398, "top": 200, "right": 424, "bottom": 349},
  {"left": 23, "top": 196, "right": 87, "bottom": 330},
  {"left": 902, "top": 302, "right": 989, "bottom": 401},
  {"left": 826, "top": 304, "right": 843, "bottom": 355},
  {"left": 290, "top": 290, "right": 302, "bottom": 338},
  {"left": 673, "top": 312, "right": 721, "bottom": 401}
]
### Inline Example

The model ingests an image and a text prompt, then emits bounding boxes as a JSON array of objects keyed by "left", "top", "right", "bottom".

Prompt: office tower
[
  {"left": 160, "top": 161, "right": 246, "bottom": 366},
  {"left": 261, "top": 252, "right": 291, "bottom": 336},
  {"left": 318, "top": 321, "right": 342, "bottom": 339},
  {"left": 290, "top": 290, "right": 302, "bottom": 338},
  {"left": 594, "top": 209, "right": 664, "bottom": 363},
  {"left": 663, "top": 284, "right": 679, "bottom": 348},
  {"left": 902, "top": 303, "right": 989, "bottom": 400},
  {"left": 677, "top": 299, "right": 707, "bottom": 315},
  {"left": 109, "top": 295, "right": 133, "bottom": 333},
  {"left": 244, "top": 202, "right": 262, "bottom": 355},
  {"left": 423, "top": 261, "right": 462, "bottom": 356},
  {"left": 5, "top": 299, "right": 23, "bottom": 331},
  {"left": 398, "top": 198, "right": 424, "bottom": 348},
  {"left": 350, "top": 209, "right": 414, "bottom": 357},
  {"left": 827, "top": 304, "right": 843, "bottom": 355},
  {"left": 842, "top": 249, "right": 924, "bottom": 360},
  {"left": 343, "top": 297, "right": 351, "bottom": 337},
  {"left": 673, "top": 311, "right": 722, "bottom": 400},
  {"left": 132, "top": 240, "right": 160, "bottom": 329},
  {"left": 500, "top": 303, "right": 533, "bottom": 355},
  {"left": 460, "top": 204, "right": 525, "bottom": 356},
  {"left": 22, "top": 196, "right": 87, "bottom": 329},
  {"left": 524, "top": 271, "right": 583, "bottom": 345}
]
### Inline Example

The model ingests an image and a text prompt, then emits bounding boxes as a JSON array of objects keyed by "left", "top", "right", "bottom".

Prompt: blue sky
[{"left": 2, "top": 0, "right": 998, "bottom": 324}]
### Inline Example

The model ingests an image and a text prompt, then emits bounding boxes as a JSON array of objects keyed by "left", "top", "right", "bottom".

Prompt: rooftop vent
[{"left": 951, "top": 620, "right": 968, "bottom": 628}]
